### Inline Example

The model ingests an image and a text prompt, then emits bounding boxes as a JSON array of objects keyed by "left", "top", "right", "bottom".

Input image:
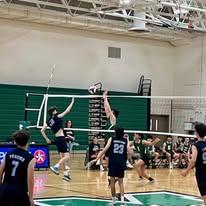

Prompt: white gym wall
[
  {"left": 0, "top": 19, "right": 174, "bottom": 95},
  {"left": 174, "top": 37, "right": 206, "bottom": 96}
]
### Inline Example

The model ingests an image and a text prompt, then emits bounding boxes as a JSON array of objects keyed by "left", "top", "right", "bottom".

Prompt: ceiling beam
[
  {"left": 160, "top": 1, "right": 206, "bottom": 14},
  {"left": 60, "top": 0, "right": 73, "bottom": 15}
]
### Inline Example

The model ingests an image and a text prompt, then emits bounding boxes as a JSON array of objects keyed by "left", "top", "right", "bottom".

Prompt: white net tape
[{"left": 25, "top": 93, "right": 206, "bottom": 139}]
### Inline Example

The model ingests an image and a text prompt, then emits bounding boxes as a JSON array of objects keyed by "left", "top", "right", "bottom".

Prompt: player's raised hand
[{"left": 103, "top": 91, "right": 108, "bottom": 99}]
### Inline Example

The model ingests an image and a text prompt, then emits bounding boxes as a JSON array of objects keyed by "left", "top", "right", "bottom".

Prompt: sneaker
[
  {"left": 96, "top": 159, "right": 101, "bottom": 165},
  {"left": 100, "top": 164, "right": 104, "bottom": 171},
  {"left": 85, "top": 162, "right": 92, "bottom": 170},
  {"left": 126, "top": 162, "right": 134, "bottom": 169},
  {"left": 63, "top": 175, "right": 72, "bottom": 182},
  {"left": 148, "top": 177, "right": 154, "bottom": 183},
  {"left": 108, "top": 179, "right": 111, "bottom": 187},
  {"left": 65, "top": 165, "right": 70, "bottom": 170},
  {"left": 108, "top": 202, "right": 116, "bottom": 206},
  {"left": 108, "top": 199, "right": 118, "bottom": 206},
  {"left": 50, "top": 166, "right": 59, "bottom": 175},
  {"left": 139, "top": 176, "right": 143, "bottom": 180}
]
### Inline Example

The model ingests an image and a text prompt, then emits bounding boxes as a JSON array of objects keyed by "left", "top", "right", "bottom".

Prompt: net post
[
  {"left": 24, "top": 93, "right": 29, "bottom": 121},
  {"left": 37, "top": 95, "right": 46, "bottom": 127},
  {"left": 147, "top": 98, "right": 151, "bottom": 131},
  {"left": 43, "top": 94, "right": 48, "bottom": 126},
  {"left": 170, "top": 99, "right": 173, "bottom": 133}
]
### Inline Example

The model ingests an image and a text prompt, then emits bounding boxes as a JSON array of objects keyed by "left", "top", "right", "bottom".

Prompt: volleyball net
[{"left": 24, "top": 93, "right": 206, "bottom": 141}]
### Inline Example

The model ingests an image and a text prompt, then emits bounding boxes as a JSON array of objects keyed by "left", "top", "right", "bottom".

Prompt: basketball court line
[{"left": 44, "top": 184, "right": 110, "bottom": 199}]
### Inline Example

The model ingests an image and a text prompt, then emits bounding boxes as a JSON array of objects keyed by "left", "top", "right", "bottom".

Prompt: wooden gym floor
[{"left": 34, "top": 153, "right": 200, "bottom": 200}]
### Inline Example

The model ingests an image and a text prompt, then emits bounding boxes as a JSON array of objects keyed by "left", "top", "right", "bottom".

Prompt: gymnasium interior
[{"left": 0, "top": 0, "right": 206, "bottom": 205}]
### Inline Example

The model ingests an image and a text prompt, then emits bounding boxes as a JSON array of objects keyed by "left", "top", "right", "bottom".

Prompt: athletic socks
[
  {"left": 63, "top": 170, "right": 71, "bottom": 182},
  {"left": 121, "top": 196, "right": 124, "bottom": 202},
  {"left": 111, "top": 196, "right": 116, "bottom": 205}
]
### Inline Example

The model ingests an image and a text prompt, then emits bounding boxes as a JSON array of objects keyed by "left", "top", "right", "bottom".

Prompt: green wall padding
[{"left": 0, "top": 84, "right": 148, "bottom": 150}]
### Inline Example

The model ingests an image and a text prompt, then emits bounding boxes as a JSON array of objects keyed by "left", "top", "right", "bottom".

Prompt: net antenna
[
  {"left": 42, "top": 64, "right": 56, "bottom": 126},
  {"left": 25, "top": 65, "right": 56, "bottom": 128},
  {"left": 46, "top": 64, "right": 56, "bottom": 94},
  {"left": 197, "top": 35, "right": 205, "bottom": 123}
]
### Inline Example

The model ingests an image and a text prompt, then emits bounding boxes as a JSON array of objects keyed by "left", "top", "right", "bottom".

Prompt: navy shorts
[
  {"left": 196, "top": 176, "right": 206, "bottom": 196},
  {"left": 55, "top": 136, "right": 69, "bottom": 153},
  {"left": 105, "top": 150, "right": 110, "bottom": 158},
  {"left": 108, "top": 166, "right": 125, "bottom": 178},
  {"left": 0, "top": 184, "right": 30, "bottom": 206},
  {"left": 108, "top": 161, "right": 126, "bottom": 178}
]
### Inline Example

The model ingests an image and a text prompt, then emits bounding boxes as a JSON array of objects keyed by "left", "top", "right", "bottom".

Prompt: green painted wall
[{"left": 0, "top": 84, "right": 148, "bottom": 149}]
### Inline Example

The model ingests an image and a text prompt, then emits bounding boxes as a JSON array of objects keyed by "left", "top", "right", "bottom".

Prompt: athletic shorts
[
  {"left": 132, "top": 153, "right": 141, "bottom": 160},
  {"left": 108, "top": 166, "right": 125, "bottom": 178},
  {"left": 55, "top": 136, "right": 69, "bottom": 153},
  {"left": 105, "top": 150, "right": 110, "bottom": 157},
  {"left": 196, "top": 176, "right": 206, "bottom": 196},
  {"left": 163, "top": 152, "right": 174, "bottom": 158},
  {"left": 140, "top": 155, "right": 150, "bottom": 167},
  {"left": 0, "top": 184, "right": 30, "bottom": 206}
]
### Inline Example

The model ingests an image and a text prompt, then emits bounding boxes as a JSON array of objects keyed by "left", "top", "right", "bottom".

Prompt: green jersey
[
  {"left": 104, "top": 118, "right": 116, "bottom": 139},
  {"left": 134, "top": 139, "right": 150, "bottom": 157},
  {"left": 164, "top": 141, "right": 173, "bottom": 153}
]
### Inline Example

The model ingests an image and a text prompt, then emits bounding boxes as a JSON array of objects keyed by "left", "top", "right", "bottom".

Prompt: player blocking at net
[
  {"left": 91, "top": 127, "right": 129, "bottom": 206},
  {"left": 41, "top": 97, "right": 74, "bottom": 182}
]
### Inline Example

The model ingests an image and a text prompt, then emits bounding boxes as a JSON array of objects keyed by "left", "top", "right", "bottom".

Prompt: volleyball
[{"left": 88, "top": 85, "right": 97, "bottom": 94}]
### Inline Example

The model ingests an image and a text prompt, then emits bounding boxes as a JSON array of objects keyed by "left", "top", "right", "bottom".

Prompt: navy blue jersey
[
  {"left": 194, "top": 141, "right": 206, "bottom": 178},
  {"left": 63, "top": 129, "right": 74, "bottom": 142},
  {"left": 108, "top": 137, "right": 127, "bottom": 169},
  {"left": 47, "top": 113, "right": 63, "bottom": 134},
  {"left": 3, "top": 148, "right": 34, "bottom": 191}
]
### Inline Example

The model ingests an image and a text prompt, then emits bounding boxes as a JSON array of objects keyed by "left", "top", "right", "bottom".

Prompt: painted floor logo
[{"left": 35, "top": 191, "right": 203, "bottom": 206}]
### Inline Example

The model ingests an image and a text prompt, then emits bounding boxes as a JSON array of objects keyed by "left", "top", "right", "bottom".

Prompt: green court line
[
  {"left": 130, "top": 191, "right": 203, "bottom": 206},
  {"left": 129, "top": 191, "right": 201, "bottom": 200},
  {"left": 35, "top": 197, "right": 141, "bottom": 205},
  {"left": 35, "top": 191, "right": 203, "bottom": 206}
]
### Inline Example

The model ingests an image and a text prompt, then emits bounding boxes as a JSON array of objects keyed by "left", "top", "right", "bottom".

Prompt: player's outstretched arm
[
  {"left": 93, "top": 137, "right": 112, "bottom": 163},
  {"left": 182, "top": 145, "right": 197, "bottom": 177},
  {"left": 143, "top": 137, "right": 160, "bottom": 146},
  {"left": 0, "top": 156, "right": 6, "bottom": 183},
  {"left": 58, "top": 97, "right": 75, "bottom": 118},
  {"left": 41, "top": 124, "right": 51, "bottom": 144},
  {"left": 27, "top": 158, "right": 36, "bottom": 206},
  {"left": 103, "top": 91, "right": 116, "bottom": 125}
]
